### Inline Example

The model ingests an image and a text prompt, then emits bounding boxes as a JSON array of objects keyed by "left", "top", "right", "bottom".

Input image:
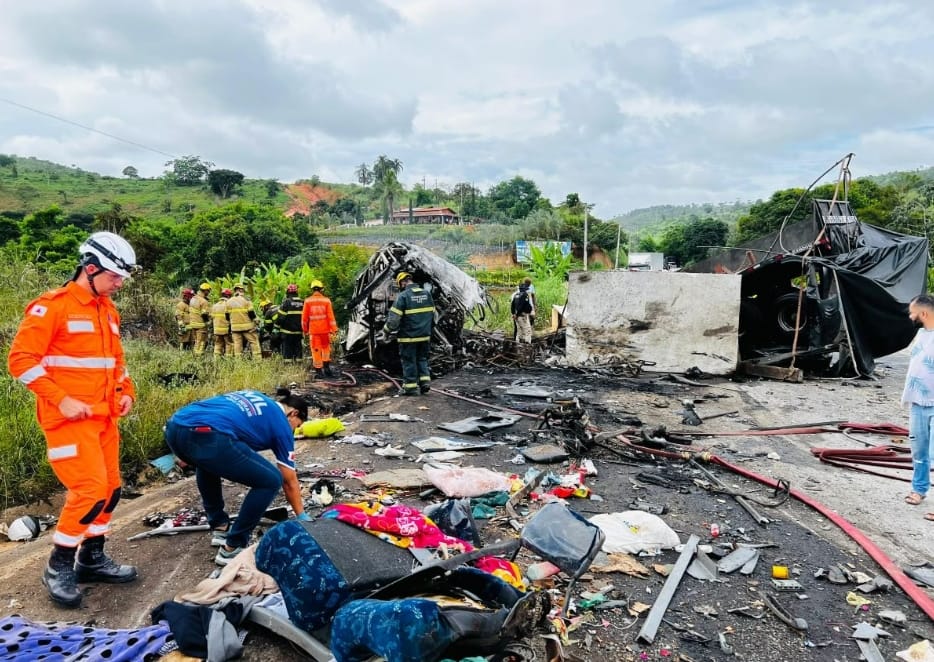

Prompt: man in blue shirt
[
  {"left": 902, "top": 294, "right": 934, "bottom": 523},
  {"left": 164, "top": 389, "right": 310, "bottom": 565}
]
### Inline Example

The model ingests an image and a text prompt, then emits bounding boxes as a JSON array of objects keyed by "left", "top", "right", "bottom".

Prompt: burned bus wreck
[
  {"left": 689, "top": 199, "right": 929, "bottom": 376},
  {"left": 343, "top": 242, "right": 491, "bottom": 370}
]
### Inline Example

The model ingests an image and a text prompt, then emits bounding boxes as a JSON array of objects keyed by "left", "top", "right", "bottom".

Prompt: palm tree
[
  {"left": 372, "top": 155, "right": 403, "bottom": 187},
  {"left": 355, "top": 163, "right": 374, "bottom": 187},
  {"left": 378, "top": 170, "right": 404, "bottom": 224}
]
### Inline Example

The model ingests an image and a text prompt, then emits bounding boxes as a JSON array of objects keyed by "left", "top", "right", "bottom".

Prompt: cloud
[{"left": 1, "top": 0, "right": 932, "bottom": 217}]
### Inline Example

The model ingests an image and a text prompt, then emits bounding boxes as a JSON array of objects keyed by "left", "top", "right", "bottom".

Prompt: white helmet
[
  {"left": 79, "top": 231, "right": 137, "bottom": 278},
  {"left": 7, "top": 515, "right": 40, "bottom": 541}
]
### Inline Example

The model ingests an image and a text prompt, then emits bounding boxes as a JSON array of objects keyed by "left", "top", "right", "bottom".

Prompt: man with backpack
[{"left": 511, "top": 279, "right": 535, "bottom": 344}]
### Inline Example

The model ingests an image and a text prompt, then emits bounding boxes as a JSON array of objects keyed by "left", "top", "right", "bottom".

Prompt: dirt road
[{"left": 0, "top": 356, "right": 931, "bottom": 661}]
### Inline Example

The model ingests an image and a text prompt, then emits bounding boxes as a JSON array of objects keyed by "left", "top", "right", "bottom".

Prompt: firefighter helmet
[
  {"left": 395, "top": 272, "right": 411, "bottom": 285},
  {"left": 234, "top": 283, "right": 246, "bottom": 291},
  {"left": 79, "top": 232, "right": 137, "bottom": 278},
  {"left": 310, "top": 279, "right": 324, "bottom": 290},
  {"left": 221, "top": 288, "right": 233, "bottom": 297},
  {"left": 199, "top": 282, "right": 212, "bottom": 291},
  {"left": 182, "top": 288, "right": 194, "bottom": 298},
  {"left": 286, "top": 283, "right": 298, "bottom": 294}
]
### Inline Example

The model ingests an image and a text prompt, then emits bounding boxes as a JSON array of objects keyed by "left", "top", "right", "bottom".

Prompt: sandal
[
  {"left": 905, "top": 492, "right": 925, "bottom": 506},
  {"left": 925, "top": 512, "right": 934, "bottom": 521}
]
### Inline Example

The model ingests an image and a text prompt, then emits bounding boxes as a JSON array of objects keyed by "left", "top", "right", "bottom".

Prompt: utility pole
[
  {"left": 615, "top": 222, "right": 622, "bottom": 270},
  {"left": 583, "top": 206, "right": 590, "bottom": 271}
]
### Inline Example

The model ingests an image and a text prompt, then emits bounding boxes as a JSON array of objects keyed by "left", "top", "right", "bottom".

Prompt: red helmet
[
  {"left": 182, "top": 288, "right": 194, "bottom": 298},
  {"left": 221, "top": 288, "right": 233, "bottom": 297},
  {"left": 286, "top": 283, "right": 298, "bottom": 294}
]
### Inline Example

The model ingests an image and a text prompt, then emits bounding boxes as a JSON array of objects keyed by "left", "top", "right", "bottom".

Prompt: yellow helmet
[
  {"left": 234, "top": 283, "right": 246, "bottom": 291},
  {"left": 395, "top": 272, "right": 411, "bottom": 285},
  {"left": 260, "top": 299, "right": 270, "bottom": 308},
  {"left": 310, "top": 279, "right": 324, "bottom": 290},
  {"left": 199, "top": 282, "right": 212, "bottom": 291}
]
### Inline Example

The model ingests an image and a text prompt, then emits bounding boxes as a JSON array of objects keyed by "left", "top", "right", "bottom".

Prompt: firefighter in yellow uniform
[
  {"left": 228, "top": 283, "right": 262, "bottom": 359},
  {"left": 188, "top": 283, "right": 212, "bottom": 356},
  {"left": 211, "top": 288, "right": 234, "bottom": 357},
  {"left": 175, "top": 288, "right": 194, "bottom": 350}
]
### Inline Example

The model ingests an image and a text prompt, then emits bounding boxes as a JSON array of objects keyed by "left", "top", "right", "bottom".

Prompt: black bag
[{"left": 513, "top": 290, "right": 533, "bottom": 315}]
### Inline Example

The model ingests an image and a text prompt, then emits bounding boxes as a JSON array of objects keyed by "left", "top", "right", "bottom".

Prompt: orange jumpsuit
[
  {"left": 301, "top": 292, "right": 338, "bottom": 368},
  {"left": 7, "top": 281, "right": 135, "bottom": 548}
]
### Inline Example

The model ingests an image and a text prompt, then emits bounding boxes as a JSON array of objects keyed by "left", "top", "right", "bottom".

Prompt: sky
[{"left": 2, "top": 0, "right": 933, "bottom": 219}]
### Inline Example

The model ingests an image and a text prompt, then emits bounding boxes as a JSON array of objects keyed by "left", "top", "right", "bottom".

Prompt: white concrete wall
[{"left": 565, "top": 271, "right": 742, "bottom": 374}]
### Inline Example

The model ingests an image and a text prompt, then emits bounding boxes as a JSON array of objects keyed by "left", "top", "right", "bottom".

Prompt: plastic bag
[
  {"left": 589, "top": 511, "right": 680, "bottom": 555},
  {"left": 424, "top": 499, "right": 481, "bottom": 547},
  {"left": 423, "top": 464, "right": 512, "bottom": 497}
]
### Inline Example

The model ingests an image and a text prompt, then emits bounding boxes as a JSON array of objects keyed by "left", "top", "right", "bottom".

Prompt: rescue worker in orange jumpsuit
[
  {"left": 7, "top": 232, "right": 139, "bottom": 608},
  {"left": 301, "top": 279, "right": 338, "bottom": 377},
  {"left": 188, "top": 283, "right": 212, "bottom": 356},
  {"left": 211, "top": 288, "right": 234, "bottom": 357}
]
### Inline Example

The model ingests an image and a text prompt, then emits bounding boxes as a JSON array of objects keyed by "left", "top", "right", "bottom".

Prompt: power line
[{"left": 0, "top": 97, "right": 177, "bottom": 160}]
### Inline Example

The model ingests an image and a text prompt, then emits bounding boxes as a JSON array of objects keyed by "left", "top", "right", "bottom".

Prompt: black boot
[
  {"left": 75, "top": 536, "right": 138, "bottom": 584},
  {"left": 43, "top": 545, "right": 82, "bottom": 607},
  {"left": 314, "top": 367, "right": 325, "bottom": 378},
  {"left": 323, "top": 362, "right": 335, "bottom": 377}
]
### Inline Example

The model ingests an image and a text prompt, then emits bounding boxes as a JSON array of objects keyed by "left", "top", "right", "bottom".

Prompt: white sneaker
[{"left": 210, "top": 529, "right": 228, "bottom": 547}]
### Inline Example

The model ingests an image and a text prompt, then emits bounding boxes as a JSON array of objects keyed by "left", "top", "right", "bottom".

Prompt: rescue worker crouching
[
  {"left": 7, "top": 231, "right": 139, "bottom": 608},
  {"left": 228, "top": 283, "right": 262, "bottom": 359},
  {"left": 211, "top": 288, "right": 234, "bottom": 357},
  {"left": 274, "top": 283, "right": 304, "bottom": 360},
  {"left": 301, "top": 279, "right": 338, "bottom": 377},
  {"left": 188, "top": 283, "right": 212, "bottom": 356},
  {"left": 383, "top": 271, "right": 435, "bottom": 395}
]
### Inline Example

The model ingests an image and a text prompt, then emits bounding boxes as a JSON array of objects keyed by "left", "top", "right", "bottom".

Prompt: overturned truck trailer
[
  {"left": 687, "top": 199, "right": 928, "bottom": 376},
  {"left": 343, "top": 242, "right": 490, "bottom": 370}
]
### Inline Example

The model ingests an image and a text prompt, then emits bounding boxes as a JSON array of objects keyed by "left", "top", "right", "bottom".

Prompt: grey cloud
[
  {"left": 557, "top": 84, "right": 624, "bottom": 138},
  {"left": 3, "top": 1, "right": 415, "bottom": 139},
  {"left": 314, "top": 0, "right": 402, "bottom": 32}
]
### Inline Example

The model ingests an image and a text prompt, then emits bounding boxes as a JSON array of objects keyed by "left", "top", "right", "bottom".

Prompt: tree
[
  {"left": 452, "top": 182, "right": 487, "bottom": 220},
  {"left": 121, "top": 165, "right": 139, "bottom": 179},
  {"left": 207, "top": 169, "right": 245, "bottom": 198},
  {"left": 488, "top": 176, "right": 541, "bottom": 222},
  {"left": 372, "top": 155, "right": 403, "bottom": 186},
  {"left": 681, "top": 218, "right": 729, "bottom": 265},
  {"left": 378, "top": 170, "right": 403, "bottom": 223},
  {"left": 94, "top": 202, "right": 137, "bottom": 234},
  {"left": 164, "top": 155, "right": 214, "bottom": 186},
  {"left": 171, "top": 202, "right": 305, "bottom": 278},
  {"left": 264, "top": 179, "right": 279, "bottom": 198},
  {"left": 18, "top": 205, "right": 85, "bottom": 264},
  {"left": 521, "top": 208, "right": 564, "bottom": 240},
  {"left": 734, "top": 188, "right": 812, "bottom": 244},
  {"left": 355, "top": 163, "right": 374, "bottom": 187},
  {"left": 0, "top": 154, "right": 15, "bottom": 169}
]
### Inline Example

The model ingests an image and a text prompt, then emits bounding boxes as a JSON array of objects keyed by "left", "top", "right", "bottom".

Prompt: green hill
[
  {"left": 610, "top": 201, "right": 750, "bottom": 236},
  {"left": 0, "top": 156, "right": 292, "bottom": 224}
]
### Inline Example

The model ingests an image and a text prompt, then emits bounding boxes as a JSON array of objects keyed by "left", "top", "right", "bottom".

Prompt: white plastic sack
[
  {"left": 589, "top": 511, "right": 681, "bottom": 555},
  {"left": 897, "top": 640, "right": 934, "bottom": 662},
  {"left": 423, "top": 463, "right": 512, "bottom": 497}
]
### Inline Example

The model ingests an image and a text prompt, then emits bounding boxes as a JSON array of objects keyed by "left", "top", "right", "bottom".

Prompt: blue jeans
[
  {"left": 908, "top": 404, "right": 934, "bottom": 497},
  {"left": 164, "top": 421, "right": 282, "bottom": 548}
]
